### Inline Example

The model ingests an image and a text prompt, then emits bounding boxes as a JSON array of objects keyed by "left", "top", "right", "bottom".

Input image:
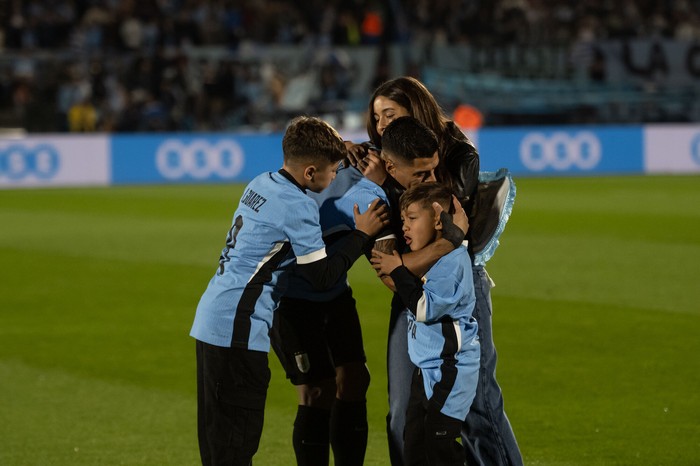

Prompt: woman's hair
[
  {"left": 399, "top": 181, "right": 454, "bottom": 214},
  {"left": 283, "top": 116, "right": 347, "bottom": 165},
  {"left": 367, "top": 76, "right": 450, "bottom": 147}
]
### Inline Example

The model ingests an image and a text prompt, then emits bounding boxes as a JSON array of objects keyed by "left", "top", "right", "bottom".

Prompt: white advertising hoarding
[
  {"left": 644, "top": 125, "right": 700, "bottom": 174},
  {"left": 0, "top": 135, "right": 110, "bottom": 189}
]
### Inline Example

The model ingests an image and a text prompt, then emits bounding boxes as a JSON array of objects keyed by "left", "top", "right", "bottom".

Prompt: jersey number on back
[{"left": 218, "top": 215, "right": 243, "bottom": 275}]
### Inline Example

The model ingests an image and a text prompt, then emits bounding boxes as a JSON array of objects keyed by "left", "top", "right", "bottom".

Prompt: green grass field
[{"left": 1, "top": 175, "right": 699, "bottom": 465}]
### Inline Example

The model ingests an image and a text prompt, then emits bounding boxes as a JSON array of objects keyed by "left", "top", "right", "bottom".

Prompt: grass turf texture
[{"left": 1, "top": 175, "right": 699, "bottom": 465}]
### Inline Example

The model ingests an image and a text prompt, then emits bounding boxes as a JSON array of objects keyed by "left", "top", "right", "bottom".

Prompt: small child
[{"left": 371, "top": 182, "right": 480, "bottom": 466}]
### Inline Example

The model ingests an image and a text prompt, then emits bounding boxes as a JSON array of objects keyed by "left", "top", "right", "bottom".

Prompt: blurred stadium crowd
[{"left": 1, "top": 0, "right": 700, "bottom": 132}]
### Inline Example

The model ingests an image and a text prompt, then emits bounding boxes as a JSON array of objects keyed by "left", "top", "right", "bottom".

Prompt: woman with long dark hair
[{"left": 348, "top": 76, "right": 522, "bottom": 466}]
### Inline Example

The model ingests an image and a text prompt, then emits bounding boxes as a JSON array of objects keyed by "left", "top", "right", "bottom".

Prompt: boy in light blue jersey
[
  {"left": 270, "top": 161, "right": 393, "bottom": 466},
  {"left": 372, "top": 182, "right": 480, "bottom": 466},
  {"left": 190, "top": 116, "right": 389, "bottom": 466}
]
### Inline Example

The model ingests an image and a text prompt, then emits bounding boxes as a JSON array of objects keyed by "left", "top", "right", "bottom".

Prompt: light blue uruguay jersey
[
  {"left": 190, "top": 170, "right": 327, "bottom": 351},
  {"left": 407, "top": 245, "right": 480, "bottom": 421},
  {"left": 284, "top": 163, "right": 392, "bottom": 302}
]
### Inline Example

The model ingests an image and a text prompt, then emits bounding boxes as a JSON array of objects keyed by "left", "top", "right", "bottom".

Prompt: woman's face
[{"left": 373, "top": 96, "right": 410, "bottom": 136}]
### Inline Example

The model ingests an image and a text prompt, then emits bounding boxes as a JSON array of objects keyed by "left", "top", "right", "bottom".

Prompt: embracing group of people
[{"left": 189, "top": 76, "right": 521, "bottom": 466}]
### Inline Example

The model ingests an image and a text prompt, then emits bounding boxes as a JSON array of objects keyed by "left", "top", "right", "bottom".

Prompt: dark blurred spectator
[
  {"left": 56, "top": 63, "right": 89, "bottom": 131},
  {"left": 588, "top": 47, "right": 607, "bottom": 82},
  {"left": 71, "top": 5, "right": 111, "bottom": 52},
  {"left": 332, "top": 7, "right": 362, "bottom": 46},
  {"left": 140, "top": 91, "right": 169, "bottom": 131},
  {"left": 495, "top": 0, "right": 530, "bottom": 45},
  {"left": 115, "top": 89, "right": 146, "bottom": 132}
]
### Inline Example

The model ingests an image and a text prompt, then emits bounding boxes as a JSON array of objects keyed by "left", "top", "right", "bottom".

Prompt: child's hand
[
  {"left": 354, "top": 198, "right": 389, "bottom": 237},
  {"left": 370, "top": 249, "right": 403, "bottom": 276}
]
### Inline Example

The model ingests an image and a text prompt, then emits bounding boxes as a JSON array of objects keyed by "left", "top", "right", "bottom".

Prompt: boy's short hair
[
  {"left": 381, "top": 116, "right": 438, "bottom": 163},
  {"left": 283, "top": 116, "right": 347, "bottom": 165},
  {"left": 399, "top": 182, "right": 454, "bottom": 214}
]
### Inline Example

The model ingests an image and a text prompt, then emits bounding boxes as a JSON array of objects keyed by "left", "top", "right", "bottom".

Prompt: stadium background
[{"left": 1, "top": 1, "right": 700, "bottom": 465}]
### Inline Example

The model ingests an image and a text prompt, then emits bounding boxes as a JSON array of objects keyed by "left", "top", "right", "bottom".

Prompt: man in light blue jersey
[
  {"left": 371, "top": 182, "right": 480, "bottom": 466},
  {"left": 190, "top": 116, "right": 389, "bottom": 466},
  {"left": 270, "top": 156, "right": 468, "bottom": 466}
]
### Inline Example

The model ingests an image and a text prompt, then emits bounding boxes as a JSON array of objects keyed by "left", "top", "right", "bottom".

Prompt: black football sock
[
  {"left": 330, "top": 398, "right": 368, "bottom": 466},
  {"left": 293, "top": 405, "right": 331, "bottom": 466}
]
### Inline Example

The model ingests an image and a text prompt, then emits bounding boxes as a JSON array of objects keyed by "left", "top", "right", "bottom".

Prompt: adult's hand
[
  {"left": 433, "top": 195, "right": 469, "bottom": 248},
  {"left": 345, "top": 141, "right": 367, "bottom": 167},
  {"left": 357, "top": 152, "right": 387, "bottom": 186}
]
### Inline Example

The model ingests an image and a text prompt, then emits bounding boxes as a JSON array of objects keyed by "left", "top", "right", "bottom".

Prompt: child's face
[
  {"left": 401, "top": 202, "right": 438, "bottom": 251},
  {"left": 307, "top": 160, "right": 340, "bottom": 193}
]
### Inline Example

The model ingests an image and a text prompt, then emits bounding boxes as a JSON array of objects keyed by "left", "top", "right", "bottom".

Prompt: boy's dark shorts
[
  {"left": 271, "top": 288, "right": 366, "bottom": 385},
  {"left": 196, "top": 341, "right": 271, "bottom": 465}
]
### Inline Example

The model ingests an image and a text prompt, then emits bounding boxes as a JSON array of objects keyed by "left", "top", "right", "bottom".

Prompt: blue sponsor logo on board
[
  {"left": 111, "top": 134, "right": 283, "bottom": 184},
  {"left": 0, "top": 144, "right": 60, "bottom": 180},
  {"left": 477, "top": 126, "right": 644, "bottom": 175}
]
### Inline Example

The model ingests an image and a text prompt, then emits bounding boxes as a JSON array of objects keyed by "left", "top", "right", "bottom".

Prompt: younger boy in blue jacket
[{"left": 371, "top": 182, "right": 480, "bottom": 466}]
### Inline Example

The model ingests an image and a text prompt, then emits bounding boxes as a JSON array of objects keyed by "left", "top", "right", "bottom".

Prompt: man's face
[{"left": 385, "top": 151, "right": 438, "bottom": 189}]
